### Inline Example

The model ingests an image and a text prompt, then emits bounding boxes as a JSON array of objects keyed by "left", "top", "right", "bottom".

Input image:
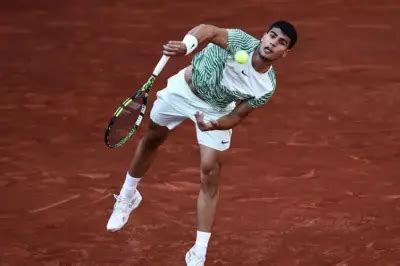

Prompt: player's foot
[
  {"left": 185, "top": 246, "right": 206, "bottom": 266},
  {"left": 106, "top": 190, "right": 142, "bottom": 232}
]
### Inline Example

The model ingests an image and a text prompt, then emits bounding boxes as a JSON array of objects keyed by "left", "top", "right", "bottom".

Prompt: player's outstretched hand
[
  {"left": 195, "top": 112, "right": 218, "bottom": 131},
  {"left": 163, "top": 41, "right": 187, "bottom": 56}
]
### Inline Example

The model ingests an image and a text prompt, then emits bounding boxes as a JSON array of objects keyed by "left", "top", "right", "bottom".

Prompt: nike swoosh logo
[
  {"left": 221, "top": 141, "right": 229, "bottom": 144},
  {"left": 241, "top": 70, "right": 248, "bottom": 77}
]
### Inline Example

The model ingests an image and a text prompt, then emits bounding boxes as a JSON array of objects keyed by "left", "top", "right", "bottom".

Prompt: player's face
[{"left": 259, "top": 27, "right": 291, "bottom": 61}]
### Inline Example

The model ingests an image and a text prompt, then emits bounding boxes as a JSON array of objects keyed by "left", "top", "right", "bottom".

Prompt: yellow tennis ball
[{"left": 234, "top": 50, "right": 249, "bottom": 64}]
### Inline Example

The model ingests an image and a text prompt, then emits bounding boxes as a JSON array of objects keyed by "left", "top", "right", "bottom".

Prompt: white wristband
[{"left": 182, "top": 34, "right": 198, "bottom": 55}]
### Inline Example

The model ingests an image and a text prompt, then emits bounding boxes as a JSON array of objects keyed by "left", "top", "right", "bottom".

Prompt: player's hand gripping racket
[{"left": 104, "top": 55, "right": 170, "bottom": 148}]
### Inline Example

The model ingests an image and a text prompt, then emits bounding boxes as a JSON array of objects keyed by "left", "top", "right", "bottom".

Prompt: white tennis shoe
[
  {"left": 106, "top": 190, "right": 142, "bottom": 232},
  {"left": 185, "top": 246, "right": 206, "bottom": 266}
]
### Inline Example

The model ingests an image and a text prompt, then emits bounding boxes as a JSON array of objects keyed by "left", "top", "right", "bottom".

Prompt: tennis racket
[{"left": 104, "top": 55, "right": 170, "bottom": 148}]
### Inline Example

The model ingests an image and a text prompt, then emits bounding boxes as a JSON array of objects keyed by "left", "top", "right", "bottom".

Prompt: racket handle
[{"left": 152, "top": 55, "right": 170, "bottom": 77}]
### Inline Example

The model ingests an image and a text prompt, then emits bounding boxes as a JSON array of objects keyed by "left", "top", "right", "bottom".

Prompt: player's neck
[{"left": 251, "top": 51, "right": 272, "bottom": 73}]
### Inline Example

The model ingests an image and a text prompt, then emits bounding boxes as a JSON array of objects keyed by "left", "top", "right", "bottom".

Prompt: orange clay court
[{"left": 1, "top": 0, "right": 399, "bottom": 265}]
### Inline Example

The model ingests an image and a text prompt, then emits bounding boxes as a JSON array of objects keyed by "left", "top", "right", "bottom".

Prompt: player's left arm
[{"left": 195, "top": 101, "right": 254, "bottom": 131}]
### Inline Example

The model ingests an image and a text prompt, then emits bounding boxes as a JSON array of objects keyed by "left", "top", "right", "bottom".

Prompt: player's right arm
[
  {"left": 187, "top": 24, "right": 228, "bottom": 49},
  {"left": 163, "top": 24, "right": 228, "bottom": 56}
]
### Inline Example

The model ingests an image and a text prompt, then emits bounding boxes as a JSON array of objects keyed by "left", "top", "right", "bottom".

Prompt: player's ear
[{"left": 261, "top": 32, "right": 268, "bottom": 41}]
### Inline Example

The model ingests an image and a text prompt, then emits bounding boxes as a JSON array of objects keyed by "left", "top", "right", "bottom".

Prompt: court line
[
  {"left": 29, "top": 194, "right": 81, "bottom": 214},
  {"left": 91, "top": 192, "right": 112, "bottom": 204}
]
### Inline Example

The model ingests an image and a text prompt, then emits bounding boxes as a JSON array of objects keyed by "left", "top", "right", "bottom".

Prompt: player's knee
[
  {"left": 142, "top": 121, "right": 169, "bottom": 149},
  {"left": 142, "top": 132, "right": 165, "bottom": 149},
  {"left": 200, "top": 162, "right": 220, "bottom": 194},
  {"left": 200, "top": 164, "right": 219, "bottom": 179}
]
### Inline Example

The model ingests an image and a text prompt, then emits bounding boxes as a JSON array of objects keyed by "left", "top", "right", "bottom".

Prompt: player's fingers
[
  {"left": 197, "top": 122, "right": 207, "bottom": 131},
  {"left": 168, "top": 40, "right": 183, "bottom": 46},
  {"left": 164, "top": 41, "right": 186, "bottom": 54},
  {"left": 165, "top": 43, "right": 181, "bottom": 50},
  {"left": 210, "top": 120, "right": 219, "bottom": 127},
  {"left": 164, "top": 42, "right": 185, "bottom": 51},
  {"left": 200, "top": 122, "right": 213, "bottom": 131},
  {"left": 163, "top": 50, "right": 178, "bottom": 56},
  {"left": 162, "top": 45, "right": 182, "bottom": 56},
  {"left": 165, "top": 40, "right": 180, "bottom": 44},
  {"left": 167, "top": 41, "right": 186, "bottom": 52},
  {"left": 195, "top": 117, "right": 202, "bottom": 124},
  {"left": 163, "top": 44, "right": 178, "bottom": 51},
  {"left": 194, "top": 112, "right": 204, "bottom": 121}
]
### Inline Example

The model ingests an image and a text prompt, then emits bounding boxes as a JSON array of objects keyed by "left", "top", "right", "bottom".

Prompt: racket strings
[
  {"left": 107, "top": 97, "right": 144, "bottom": 146},
  {"left": 105, "top": 75, "right": 156, "bottom": 148}
]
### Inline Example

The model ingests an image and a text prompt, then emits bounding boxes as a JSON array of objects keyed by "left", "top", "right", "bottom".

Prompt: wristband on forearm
[{"left": 182, "top": 34, "right": 198, "bottom": 55}]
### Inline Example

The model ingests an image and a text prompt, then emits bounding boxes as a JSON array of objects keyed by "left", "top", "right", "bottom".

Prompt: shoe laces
[{"left": 113, "top": 194, "right": 132, "bottom": 212}]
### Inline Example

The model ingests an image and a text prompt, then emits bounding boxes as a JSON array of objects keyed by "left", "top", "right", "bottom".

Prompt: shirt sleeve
[
  {"left": 226, "top": 29, "right": 260, "bottom": 55},
  {"left": 246, "top": 90, "right": 275, "bottom": 108}
]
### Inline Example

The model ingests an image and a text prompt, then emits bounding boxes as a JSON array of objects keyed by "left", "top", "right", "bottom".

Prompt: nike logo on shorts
[{"left": 221, "top": 140, "right": 229, "bottom": 144}]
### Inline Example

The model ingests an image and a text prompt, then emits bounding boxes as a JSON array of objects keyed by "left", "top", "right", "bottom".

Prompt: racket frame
[{"left": 104, "top": 55, "right": 170, "bottom": 148}]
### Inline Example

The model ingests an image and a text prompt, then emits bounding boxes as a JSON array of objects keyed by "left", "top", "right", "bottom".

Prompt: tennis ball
[{"left": 234, "top": 50, "right": 249, "bottom": 64}]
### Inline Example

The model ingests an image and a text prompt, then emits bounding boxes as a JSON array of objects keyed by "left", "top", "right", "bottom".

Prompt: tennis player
[{"left": 107, "top": 21, "right": 297, "bottom": 265}]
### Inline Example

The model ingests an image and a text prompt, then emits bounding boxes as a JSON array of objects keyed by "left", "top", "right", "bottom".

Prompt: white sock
[
  {"left": 120, "top": 172, "right": 141, "bottom": 199},
  {"left": 194, "top": 231, "right": 211, "bottom": 256}
]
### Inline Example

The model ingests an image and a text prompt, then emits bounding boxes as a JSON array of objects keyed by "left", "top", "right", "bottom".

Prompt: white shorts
[{"left": 150, "top": 68, "right": 234, "bottom": 151}]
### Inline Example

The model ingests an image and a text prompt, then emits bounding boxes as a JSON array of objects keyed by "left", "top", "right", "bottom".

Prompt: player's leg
[
  {"left": 197, "top": 145, "right": 223, "bottom": 232},
  {"left": 107, "top": 88, "right": 187, "bottom": 232},
  {"left": 186, "top": 127, "right": 232, "bottom": 265},
  {"left": 116, "top": 111, "right": 175, "bottom": 206},
  {"left": 123, "top": 72, "right": 190, "bottom": 197},
  {"left": 196, "top": 128, "right": 231, "bottom": 232}
]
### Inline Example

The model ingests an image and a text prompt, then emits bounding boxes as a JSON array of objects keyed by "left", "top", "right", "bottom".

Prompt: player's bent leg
[
  {"left": 128, "top": 119, "right": 170, "bottom": 177},
  {"left": 107, "top": 97, "right": 186, "bottom": 233},
  {"left": 129, "top": 93, "right": 187, "bottom": 177},
  {"left": 107, "top": 120, "right": 169, "bottom": 232}
]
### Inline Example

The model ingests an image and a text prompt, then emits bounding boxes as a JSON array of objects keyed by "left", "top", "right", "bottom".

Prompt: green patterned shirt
[{"left": 191, "top": 29, "right": 277, "bottom": 111}]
